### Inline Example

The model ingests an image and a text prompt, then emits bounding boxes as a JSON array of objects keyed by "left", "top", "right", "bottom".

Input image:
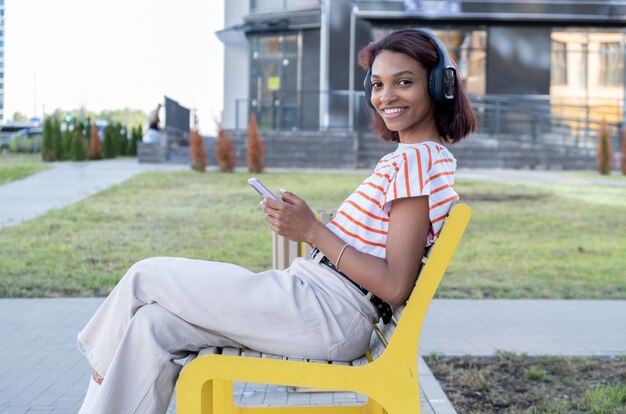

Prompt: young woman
[{"left": 77, "top": 28, "right": 476, "bottom": 413}]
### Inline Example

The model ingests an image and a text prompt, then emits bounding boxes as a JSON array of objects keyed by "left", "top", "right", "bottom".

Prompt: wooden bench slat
[
  {"left": 197, "top": 347, "right": 219, "bottom": 357},
  {"left": 242, "top": 349, "right": 261, "bottom": 358},
  {"left": 260, "top": 353, "right": 285, "bottom": 360}
]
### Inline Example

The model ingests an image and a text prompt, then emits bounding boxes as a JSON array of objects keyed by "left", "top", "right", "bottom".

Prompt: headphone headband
[{"left": 363, "top": 28, "right": 457, "bottom": 110}]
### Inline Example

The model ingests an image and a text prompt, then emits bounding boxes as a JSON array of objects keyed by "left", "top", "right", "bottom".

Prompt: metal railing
[
  {"left": 250, "top": 0, "right": 319, "bottom": 13},
  {"left": 233, "top": 91, "right": 623, "bottom": 148},
  {"left": 472, "top": 94, "right": 622, "bottom": 148}
]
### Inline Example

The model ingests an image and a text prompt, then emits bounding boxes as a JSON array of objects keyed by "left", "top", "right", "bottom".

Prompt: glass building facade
[
  {"left": 0, "top": 0, "right": 4, "bottom": 121},
  {"left": 220, "top": 0, "right": 626, "bottom": 142}
]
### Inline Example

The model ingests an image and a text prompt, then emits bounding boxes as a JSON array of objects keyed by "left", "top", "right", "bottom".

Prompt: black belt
[{"left": 311, "top": 248, "right": 392, "bottom": 324}]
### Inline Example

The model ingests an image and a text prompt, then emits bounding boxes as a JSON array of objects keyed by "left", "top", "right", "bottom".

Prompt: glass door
[{"left": 249, "top": 34, "right": 299, "bottom": 129}]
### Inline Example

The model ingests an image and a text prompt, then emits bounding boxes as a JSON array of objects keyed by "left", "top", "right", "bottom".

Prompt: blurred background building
[
  {"left": 217, "top": 0, "right": 626, "bottom": 169},
  {"left": 0, "top": 0, "right": 5, "bottom": 122}
]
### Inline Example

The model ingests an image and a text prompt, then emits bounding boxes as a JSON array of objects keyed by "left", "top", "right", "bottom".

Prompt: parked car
[
  {"left": 0, "top": 123, "right": 42, "bottom": 153},
  {"left": 8, "top": 127, "right": 44, "bottom": 153}
]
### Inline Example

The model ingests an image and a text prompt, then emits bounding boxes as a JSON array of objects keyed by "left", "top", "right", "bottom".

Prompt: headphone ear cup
[
  {"left": 427, "top": 69, "right": 438, "bottom": 101},
  {"left": 363, "top": 69, "right": 375, "bottom": 110}
]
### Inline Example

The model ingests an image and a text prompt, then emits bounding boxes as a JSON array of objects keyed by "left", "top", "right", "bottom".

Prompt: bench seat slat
[
  {"left": 197, "top": 347, "right": 219, "bottom": 357},
  {"left": 222, "top": 347, "right": 242, "bottom": 356}
]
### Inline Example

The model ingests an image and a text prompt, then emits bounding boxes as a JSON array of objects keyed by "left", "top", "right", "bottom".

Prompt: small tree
[
  {"left": 42, "top": 117, "right": 56, "bottom": 161},
  {"left": 60, "top": 123, "right": 73, "bottom": 161},
  {"left": 247, "top": 113, "right": 265, "bottom": 173},
  {"left": 110, "top": 123, "right": 121, "bottom": 156},
  {"left": 215, "top": 121, "right": 237, "bottom": 172},
  {"left": 621, "top": 127, "right": 626, "bottom": 175},
  {"left": 70, "top": 121, "right": 88, "bottom": 161},
  {"left": 189, "top": 128, "right": 207, "bottom": 172},
  {"left": 89, "top": 123, "right": 102, "bottom": 160},
  {"left": 52, "top": 118, "right": 63, "bottom": 161},
  {"left": 127, "top": 125, "right": 142, "bottom": 156},
  {"left": 118, "top": 125, "right": 128, "bottom": 156},
  {"left": 102, "top": 125, "right": 115, "bottom": 159},
  {"left": 596, "top": 120, "right": 614, "bottom": 175}
]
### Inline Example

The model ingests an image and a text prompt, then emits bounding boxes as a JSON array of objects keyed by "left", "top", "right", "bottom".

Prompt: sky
[{"left": 4, "top": 0, "right": 224, "bottom": 134}]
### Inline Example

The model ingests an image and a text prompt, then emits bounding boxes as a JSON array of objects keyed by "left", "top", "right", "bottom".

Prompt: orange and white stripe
[{"left": 327, "top": 141, "right": 458, "bottom": 258}]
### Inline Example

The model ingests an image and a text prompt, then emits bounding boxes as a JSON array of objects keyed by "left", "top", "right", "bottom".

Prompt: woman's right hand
[{"left": 261, "top": 190, "right": 323, "bottom": 244}]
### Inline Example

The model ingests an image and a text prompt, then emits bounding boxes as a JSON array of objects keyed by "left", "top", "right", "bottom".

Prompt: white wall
[{"left": 221, "top": 0, "right": 249, "bottom": 129}]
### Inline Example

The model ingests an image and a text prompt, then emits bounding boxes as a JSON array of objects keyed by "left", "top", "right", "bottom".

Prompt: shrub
[
  {"left": 596, "top": 120, "right": 614, "bottom": 175},
  {"left": 70, "top": 122, "right": 88, "bottom": 161},
  {"left": 89, "top": 123, "right": 102, "bottom": 160},
  {"left": 621, "top": 125, "right": 626, "bottom": 175},
  {"left": 189, "top": 128, "right": 207, "bottom": 172},
  {"left": 127, "top": 125, "right": 142, "bottom": 156},
  {"left": 102, "top": 125, "right": 115, "bottom": 159},
  {"left": 60, "top": 124, "right": 73, "bottom": 161},
  {"left": 110, "top": 123, "right": 121, "bottom": 156},
  {"left": 118, "top": 124, "right": 128, "bottom": 156},
  {"left": 247, "top": 113, "right": 265, "bottom": 173},
  {"left": 10, "top": 134, "right": 31, "bottom": 152},
  {"left": 42, "top": 117, "right": 56, "bottom": 161},
  {"left": 215, "top": 121, "right": 237, "bottom": 172},
  {"left": 52, "top": 118, "right": 63, "bottom": 161}
]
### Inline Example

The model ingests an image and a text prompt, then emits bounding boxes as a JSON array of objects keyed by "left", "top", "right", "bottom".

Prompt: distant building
[
  {"left": 0, "top": 0, "right": 4, "bottom": 122},
  {"left": 217, "top": 0, "right": 626, "bottom": 169}
]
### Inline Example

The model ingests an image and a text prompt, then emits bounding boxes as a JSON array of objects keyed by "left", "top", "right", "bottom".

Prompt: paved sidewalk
[
  {"left": 0, "top": 159, "right": 187, "bottom": 228},
  {"left": 421, "top": 299, "right": 626, "bottom": 356},
  {"left": 456, "top": 167, "right": 626, "bottom": 187},
  {"left": 1, "top": 298, "right": 624, "bottom": 414},
  {"left": 0, "top": 298, "right": 447, "bottom": 414}
]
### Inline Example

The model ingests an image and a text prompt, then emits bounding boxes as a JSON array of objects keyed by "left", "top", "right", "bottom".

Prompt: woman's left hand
[{"left": 261, "top": 190, "right": 320, "bottom": 243}]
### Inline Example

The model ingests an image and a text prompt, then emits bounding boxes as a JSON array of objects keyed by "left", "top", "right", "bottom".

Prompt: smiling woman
[
  {"left": 74, "top": 29, "right": 477, "bottom": 414},
  {"left": 358, "top": 28, "right": 476, "bottom": 143}
]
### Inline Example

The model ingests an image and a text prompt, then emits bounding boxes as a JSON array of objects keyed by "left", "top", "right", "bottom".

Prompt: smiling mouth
[{"left": 381, "top": 107, "right": 407, "bottom": 116}]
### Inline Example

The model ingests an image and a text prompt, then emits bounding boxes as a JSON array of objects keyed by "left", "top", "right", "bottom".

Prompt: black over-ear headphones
[{"left": 363, "top": 28, "right": 457, "bottom": 110}]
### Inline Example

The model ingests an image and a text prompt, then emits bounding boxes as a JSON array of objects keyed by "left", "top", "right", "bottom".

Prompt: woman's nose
[{"left": 378, "top": 88, "right": 396, "bottom": 105}]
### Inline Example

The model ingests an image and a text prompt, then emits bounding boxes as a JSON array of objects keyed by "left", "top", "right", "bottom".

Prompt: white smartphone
[{"left": 248, "top": 177, "right": 277, "bottom": 200}]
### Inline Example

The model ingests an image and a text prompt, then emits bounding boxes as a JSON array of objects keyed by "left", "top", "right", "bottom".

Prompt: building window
[
  {"left": 251, "top": 0, "right": 319, "bottom": 13},
  {"left": 599, "top": 42, "right": 622, "bottom": 86},
  {"left": 373, "top": 26, "right": 487, "bottom": 95},
  {"left": 551, "top": 41, "right": 567, "bottom": 85},
  {"left": 249, "top": 33, "right": 300, "bottom": 130}
]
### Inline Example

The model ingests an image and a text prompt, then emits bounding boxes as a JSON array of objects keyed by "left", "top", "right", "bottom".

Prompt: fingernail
[
  {"left": 259, "top": 200, "right": 265, "bottom": 207},
  {"left": 279, "top": 188, "right": 287, "bottom": 194}
]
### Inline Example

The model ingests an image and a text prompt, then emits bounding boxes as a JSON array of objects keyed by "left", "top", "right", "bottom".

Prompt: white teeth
[{"left": 383, "top": 107, "right": 405, "bottom": 114}]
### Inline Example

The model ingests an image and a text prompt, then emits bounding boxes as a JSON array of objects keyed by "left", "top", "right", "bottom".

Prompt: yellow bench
[{"left": 176, "top": 202, "right": 471, "bottom": 413}]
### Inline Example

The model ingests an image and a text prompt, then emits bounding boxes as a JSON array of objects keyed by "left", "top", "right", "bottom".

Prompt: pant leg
[
  {"left": 90, "top": 303, "right": 238, "bottom": 414},
  {"left": 78, "top": 256, "right": 378, "bottom": 413},
  {"left": 77, "top": 258, "right": 253, "bottom": 378}
]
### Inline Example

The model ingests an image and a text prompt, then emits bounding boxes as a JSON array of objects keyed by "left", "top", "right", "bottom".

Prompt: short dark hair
[{"left": 357, "top": 28, "right": 477, "bottom": 144}]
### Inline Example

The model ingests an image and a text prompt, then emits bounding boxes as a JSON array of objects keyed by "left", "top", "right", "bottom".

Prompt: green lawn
[
  {"left": 0, "top": 170, "right": 624, "bottom": 298},
  {"left": 0, "top": 153, "right": 50, "bottom": 185}
]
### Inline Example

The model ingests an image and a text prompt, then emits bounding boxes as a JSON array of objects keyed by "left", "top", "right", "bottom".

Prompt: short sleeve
[{"left": 382, "top": 146, "right": 432, "bottom": 213}]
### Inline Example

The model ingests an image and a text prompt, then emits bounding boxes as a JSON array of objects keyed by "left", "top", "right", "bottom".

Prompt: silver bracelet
[{"left": 335, "top": 244, "right": 350, "bottom": 272}]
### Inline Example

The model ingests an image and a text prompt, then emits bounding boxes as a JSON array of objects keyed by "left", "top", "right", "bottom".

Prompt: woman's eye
[
  {"left": 398, "top": 79, "right": 412, "bottom": 86},
  {"left": 371, "top": 82, "right": 382, "bottom": 89}
]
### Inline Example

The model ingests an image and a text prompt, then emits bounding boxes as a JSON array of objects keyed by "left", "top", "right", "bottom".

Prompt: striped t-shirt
[{"left": 327, "top": 141, "right": 458, "bottom": 258}]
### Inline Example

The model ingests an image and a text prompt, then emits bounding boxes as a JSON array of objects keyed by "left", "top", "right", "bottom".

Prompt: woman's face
[{"left": 369, "top": 50, "right": 437, "bottom": 142}]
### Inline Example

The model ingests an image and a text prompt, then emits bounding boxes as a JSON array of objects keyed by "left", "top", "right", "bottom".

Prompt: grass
[
  {"left": 0, "top": 171, "right": 364, "bottom": 297},
  {"left": 444, "top": 179, "right": 626, "bottom": 299},
  {"left": 0, "top": 169, "right": 624, "bottom": 298},
  {"left": 0, "top": 153, "right": 50, "bottom": 185},
  {"left": 426, "top": 352, "right": 626, "bottom": 413},
  {"left": 558, "top": 170, "right": 626, "bottom": 181}
]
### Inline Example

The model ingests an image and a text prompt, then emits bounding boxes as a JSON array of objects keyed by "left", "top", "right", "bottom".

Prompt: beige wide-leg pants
[{"left": 77, "top": 256, "right": 379, "bottom": 414}]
